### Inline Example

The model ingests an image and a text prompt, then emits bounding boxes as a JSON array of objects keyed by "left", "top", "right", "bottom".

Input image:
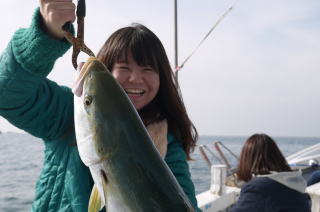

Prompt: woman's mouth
[{"left": 125, "top": 88, "right": 145, "bottom": 96}]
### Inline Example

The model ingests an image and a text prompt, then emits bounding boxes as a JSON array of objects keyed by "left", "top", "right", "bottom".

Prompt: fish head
[{"left": 74, "top": 57, "right": 123, "bottom": 166}]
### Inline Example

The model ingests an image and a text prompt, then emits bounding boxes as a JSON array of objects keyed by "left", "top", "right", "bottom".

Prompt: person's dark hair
[
  {"left": 97, "top": 23, "right": 198, "bottom": 159},
  {"left": 236, "top": 133, "right": 291, "bottom": 182}
]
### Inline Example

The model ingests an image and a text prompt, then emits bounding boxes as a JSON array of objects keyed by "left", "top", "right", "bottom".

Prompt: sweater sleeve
[
  {"left": 0, "top": 8, "right": 74, "bottom": 140},
  {"left": 12, "top": 8, "right": 71, "bottom": 77},
  {"left": 165, "top": 134, "right": 202, "bottom": 212}
]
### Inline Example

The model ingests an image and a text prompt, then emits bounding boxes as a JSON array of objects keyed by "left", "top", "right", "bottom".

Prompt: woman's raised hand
[{"left": 39, "top": 0, "right": 76, "bottom": 40}]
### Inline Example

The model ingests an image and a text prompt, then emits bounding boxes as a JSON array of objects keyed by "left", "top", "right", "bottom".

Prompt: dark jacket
[
  {"left": 307, "top": 170, "right": 320, "bottom": 186},
  {"left": 229, "top": 171, "right": 311, "bottom": 212},
  {"left": 0, "top": 8, "right": 200, "bottom": 212}
]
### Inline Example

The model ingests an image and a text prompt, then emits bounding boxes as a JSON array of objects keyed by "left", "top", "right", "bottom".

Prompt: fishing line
[{"left": 176, "top": 0, "right": 240, "bottom": 72}]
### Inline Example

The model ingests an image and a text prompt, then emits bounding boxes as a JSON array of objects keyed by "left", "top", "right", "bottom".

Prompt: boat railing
[
  {"left": 198, "top": 141, "right": 239, "bottom": 168},
  {"left": 287, "top": 143, "right": 320, "bottom": 165},
  {"left": 214, "top": 141, "right": 239, "bottom": 169},
  {"left": 199, "top": 144, "right": 223, "bottom": 167},
  {"left": 197, "top": 142, "right": 241, "bottom": 211},
  {"left": 198, "top": 141, "right": 242, "bottom": 188}
]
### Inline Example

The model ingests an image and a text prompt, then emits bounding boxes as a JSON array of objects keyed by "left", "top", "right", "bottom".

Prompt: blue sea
[{"left": 0, "top": 132, "right": 319, "bottom": 211}]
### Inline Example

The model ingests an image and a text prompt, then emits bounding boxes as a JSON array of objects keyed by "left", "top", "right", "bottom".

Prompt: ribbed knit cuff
[{"left": 11, "top": 8, "right": 73, "bottom": 77}]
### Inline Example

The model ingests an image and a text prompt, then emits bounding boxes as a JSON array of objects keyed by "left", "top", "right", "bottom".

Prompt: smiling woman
[
  {"left": 0, "top": 1, "right": 320, "bottom": 211},
  {"left": 111, "top": 52, "right": 160, "bottom": 110},
  {"left": 0, "top": 0, "right": 201, "bottom": 211}
]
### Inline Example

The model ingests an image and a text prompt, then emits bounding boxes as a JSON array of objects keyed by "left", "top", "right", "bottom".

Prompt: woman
[
  {"left": 229, "top": 134, "right": 310, "bottom": 212},
  {"left": 0, "top": 0, "right": 200, "bottom": 211}
]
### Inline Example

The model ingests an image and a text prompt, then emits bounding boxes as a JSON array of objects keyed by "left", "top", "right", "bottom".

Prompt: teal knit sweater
[{"left": 0, "top": 8, "right": 200, "bottom": 212}]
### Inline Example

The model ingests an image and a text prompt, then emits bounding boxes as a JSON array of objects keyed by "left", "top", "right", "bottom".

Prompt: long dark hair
[
  {"left": 236, "top": 133, "right": 291, "bottom": 182},
  {"left": 97, "top": 23, "right": 198, "bottom": 159}
]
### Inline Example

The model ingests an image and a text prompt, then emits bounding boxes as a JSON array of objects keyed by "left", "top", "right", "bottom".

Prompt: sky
[{"left": 0, "top": 0, "right": 319, "bottom": 137}]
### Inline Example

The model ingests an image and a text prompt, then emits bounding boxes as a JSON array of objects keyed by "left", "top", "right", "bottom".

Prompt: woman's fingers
[{"left": 39, "top": 0, "right": 76, "bottom": 39}]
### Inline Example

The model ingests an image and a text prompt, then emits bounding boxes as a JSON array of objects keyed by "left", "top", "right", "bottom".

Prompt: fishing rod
[{"left": 173, "top": 0, "right": 240, "bottom": 84}]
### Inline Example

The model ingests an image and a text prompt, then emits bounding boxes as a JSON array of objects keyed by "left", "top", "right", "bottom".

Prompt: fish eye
[{"left": 84, "top": 95, "right": 92, "bottom": 106}]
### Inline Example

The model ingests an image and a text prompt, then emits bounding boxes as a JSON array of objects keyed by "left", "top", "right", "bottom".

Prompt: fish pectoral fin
[
  {"left": 89, "top": 184, "right": 104, "bottom": 212},
  {"left": 101, "top": 171, "right": 109, "bottom": 210}
]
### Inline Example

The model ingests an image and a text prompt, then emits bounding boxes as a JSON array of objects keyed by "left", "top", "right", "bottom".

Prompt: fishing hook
[{"left": 62, "top": 0, "right": 95, "bottom": 70}]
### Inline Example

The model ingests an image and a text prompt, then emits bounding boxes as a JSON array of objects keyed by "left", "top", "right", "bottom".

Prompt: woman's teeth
[{"left": 125, "top": 89, "right": 145, "bottom": 95}]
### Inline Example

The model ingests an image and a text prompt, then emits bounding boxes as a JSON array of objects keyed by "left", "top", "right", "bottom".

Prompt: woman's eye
[
  {"left": 143, "top": 68, "right": 155, "bottom": 72},
  {"left": 119, "top": 66, "right": 129, "bottom": 70}
]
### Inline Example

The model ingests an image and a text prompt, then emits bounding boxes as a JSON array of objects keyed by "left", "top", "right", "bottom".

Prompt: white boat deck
[
  {"left": 306, "top": 182, "right": 320, "bottom": 212},
  {"left": 197, "top": 186, "right": 240, "bottom": 212}
]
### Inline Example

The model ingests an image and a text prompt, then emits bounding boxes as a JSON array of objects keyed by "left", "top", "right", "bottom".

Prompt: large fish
[{"left": 73, "top": 57, "right": 195, "bottom": 212}]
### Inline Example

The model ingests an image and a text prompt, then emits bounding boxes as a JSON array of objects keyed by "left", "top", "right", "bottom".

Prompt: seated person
[{"left": 229, "top": 133, "right": 311, "bottom": 212}]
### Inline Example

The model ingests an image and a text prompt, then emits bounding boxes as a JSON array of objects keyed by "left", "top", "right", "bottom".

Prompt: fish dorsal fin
[{"left": 89, "top": 184, "right": 104, "bottom": 212}]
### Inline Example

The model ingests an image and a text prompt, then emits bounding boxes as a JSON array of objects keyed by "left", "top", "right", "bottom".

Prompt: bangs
[
  {"left": 129, "top": 35, "right": 159, "bottom": 71},
  {"left": 97, "top": 24, "right": 167, "bottom": 74},
  {"left": 111, "top": 29, "right": 159, "bottom": 72}
]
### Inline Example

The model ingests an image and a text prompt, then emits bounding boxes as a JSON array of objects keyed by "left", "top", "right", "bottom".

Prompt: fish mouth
[{"left": 72, "top": 57, "right": 108, "bottom": 97}]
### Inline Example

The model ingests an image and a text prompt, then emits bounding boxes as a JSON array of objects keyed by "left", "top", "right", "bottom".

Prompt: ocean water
[{"left": 0, "top": 132, "right": 319, "bottom": 211}]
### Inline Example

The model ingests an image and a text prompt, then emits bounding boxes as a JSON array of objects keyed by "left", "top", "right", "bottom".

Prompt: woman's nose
[{"left": 129, "top": 70, "right": 143, "bottom": 82}]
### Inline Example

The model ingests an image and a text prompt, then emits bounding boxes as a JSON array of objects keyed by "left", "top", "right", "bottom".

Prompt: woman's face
[{"left": 111, "top": 52, "right": 160, "bottom": 110}]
